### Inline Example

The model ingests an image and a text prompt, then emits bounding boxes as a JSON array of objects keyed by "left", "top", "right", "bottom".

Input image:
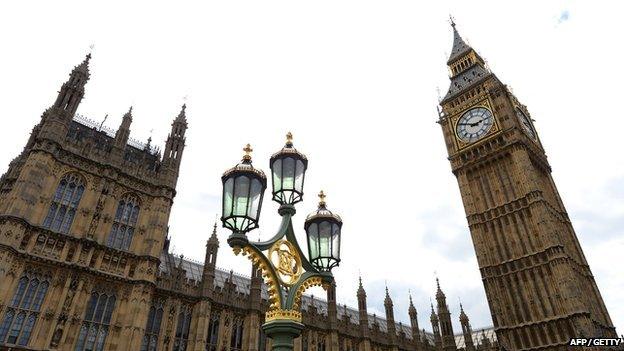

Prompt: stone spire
[
  {"left": 327, "top": 281, "right": 338, "bottom": 329},
  {"left": 430, "top": 303, "right": 442, "bottom": 350},
  {"left": 356, "top": 276, "right": 370, "bottom": 339},
  {"left": 384, "top": 286, "right": 397, "bottom": 345},
  {"left": 459, "top": 303, "right": 475, "bottom": 351},
  {"left": 435, "top": 278, "right": 457, "bottom": 351},
  {"left": 39, "top": 54, "right": 92, "bottom": 143},
  {"left": 408, "top": 292, "right": 421, "bottom": 346},
  {"left": 162, "top": 104, "right": 188, "bottom": 186},
  {"left": 201, "top": 221, "right": 219, "bottom": 296},
  {"left": 113, "top": 107, "right": 133, "bottom": 148},
  {"left": 53, "top": 53, "right": 91, "bottom": 116}
]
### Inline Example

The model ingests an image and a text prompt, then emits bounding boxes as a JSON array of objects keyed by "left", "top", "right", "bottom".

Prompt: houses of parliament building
[{"left": 0, "top": 23, "right": 618, "bottom": 351}]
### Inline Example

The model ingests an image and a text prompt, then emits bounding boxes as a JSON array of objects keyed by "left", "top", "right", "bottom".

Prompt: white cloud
[{"left": 0, "top": 0, "right": 622, "bottom": 334}]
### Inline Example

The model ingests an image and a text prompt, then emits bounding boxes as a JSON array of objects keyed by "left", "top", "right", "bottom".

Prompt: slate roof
[
  {"left": 448, "top": 25, "right": 471, "bottom": 64},
  {"left": 441, "top": 64, "right": 491, "bottom": 104},
  {"left": 159, "top": 253, "right": 497, "bottom": 346}
]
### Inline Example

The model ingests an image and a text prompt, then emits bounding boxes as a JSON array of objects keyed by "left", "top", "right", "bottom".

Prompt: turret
[
  {"left": 356, "top": 276, "right": 370, "bottom": 338},
  {"left": 114, "top": 107, "right": 133, "bottom": 148},
  {"left": 459, "top": 303, "right": 475, "bottom": 351},
  {"left": 384, "top": 286, "right": 397, "bottom": 344},
  {"left": 201, "top": 222, "right": 219, "bottom": 296},
  {"left": 430, "top": 303, "right": 442, "bottom": 350},
  {"left": 327, "top": 281, "right": 338, "bottom": 329},
  {"left": 408, "top": 293, "right": 422, "bottom": 348},
  {"left": 250, "top": 263, "right": 262, "bottom": 311},
  {"left": 39, "top": 54, "right": 91, "bottom": 143},
  {"left": 435, "top": 278, "right": 457, "bottom": 351},
  {"left": 162, "top": 104, "right": 188, "bottom": 185},
  {"left": 53, "top": 53, "right": 90, "bottom": 115}
]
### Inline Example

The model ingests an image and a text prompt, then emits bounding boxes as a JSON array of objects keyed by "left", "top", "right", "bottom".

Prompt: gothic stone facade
[
  {"left": 0, "top": 54, "right": 500, "bottom": 351},
  {"left": 437, "top": 23, "right": 618, "bottom": 350}
]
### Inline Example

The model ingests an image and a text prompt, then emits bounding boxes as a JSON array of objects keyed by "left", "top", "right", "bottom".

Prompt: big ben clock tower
[{"left": 437, "top": 21, "right": 617, "bottom": 349}]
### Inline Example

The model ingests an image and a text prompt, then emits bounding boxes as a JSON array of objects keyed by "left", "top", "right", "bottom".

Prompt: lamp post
[{"left": 221, "top": 133, "right": 342, "bottom": 351}]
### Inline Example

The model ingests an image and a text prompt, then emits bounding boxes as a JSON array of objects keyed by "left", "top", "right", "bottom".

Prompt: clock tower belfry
[{"left": 437, "top": 21, "right": 617, "bottom": 349}]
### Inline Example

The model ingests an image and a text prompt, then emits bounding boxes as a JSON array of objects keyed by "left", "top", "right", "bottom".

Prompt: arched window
[
  {"left": 230, "top": 317, "right": 244, "bottom": 351},
  {"left": 141, "top": 299, "right": 164, "bottom": 351},
  {"left": 205, "top": 311, "right": 220, "bottom": 351},
  {"left": 173, "top": 305, "right": 192, "bottom": 351},
  {"left": 107, "top": 194, "right": 140, "bottom": 250},
  {"left": 317, "top": 335, "right": 326, "bottom": 351},
  {"left": 42, "top": 173, "right": 85, "bottom": 234},
  {"left": 74, "top": 291, "right": 116, "bottom": 351},
  {"left": 0, "top": 272, "right": 50, "bottom": 346}
]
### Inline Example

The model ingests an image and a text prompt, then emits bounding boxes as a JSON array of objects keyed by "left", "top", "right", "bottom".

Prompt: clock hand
[{"left": 469, "top": 119, "right": 484, "bottom": 127}]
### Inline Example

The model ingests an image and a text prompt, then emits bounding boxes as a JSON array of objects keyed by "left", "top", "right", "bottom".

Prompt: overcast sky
[{"left": 1, "top": 0, "right": 622, "bottom": 334}]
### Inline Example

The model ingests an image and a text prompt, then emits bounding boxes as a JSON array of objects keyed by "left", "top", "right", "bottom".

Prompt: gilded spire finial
[
  {"left": 286, "top": 131, "right": 293, "bottom": 147},
  {"left": 318, "top": 190, "right": 326, "bottom": 206},
  {"left": 449, "top": 14, "right": 456, "bottom": 28},
  {"left": 243, "top": 143, "right": 253, "bottom": 162}
]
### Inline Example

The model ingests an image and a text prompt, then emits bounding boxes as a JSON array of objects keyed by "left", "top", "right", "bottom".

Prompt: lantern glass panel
[
  {"left": 249, "top": 178, "right": 263, "bottom": 220},
  {"left": 223, "top": 177, "right": 234, "bottom": 217},
  {"left": 294, "top": 160, "right": 305, "bottom": 191},
  {"left": 319, "top": 221, "right": 331, "bottom": 258},
  {"left": 233, "top": 176, "right": 250, "bottom": 216},
  {"left": 272, "top": 159, "right": 282, "bottom": 192},
  {"left": 331, "top": 224, "right": 340, "bottom": 259},
  {"left": 307, "top": 223, "right": 319, "bottom": 260},
  {"left": 282, "top": 157, "right": 295, "bottom": 190}
]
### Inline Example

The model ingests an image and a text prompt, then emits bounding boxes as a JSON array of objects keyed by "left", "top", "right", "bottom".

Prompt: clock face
[
  {"left": 456, "top": 107, "right": 494, "bottom": 143},
  {"left": 516, "top": 108, "right": 536, "bottom": 139}
]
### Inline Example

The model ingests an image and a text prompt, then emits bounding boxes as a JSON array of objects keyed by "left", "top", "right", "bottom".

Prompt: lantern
[
  {"left": 270, "top": 132, "right": 308, "bottom": 206},
  {"left": 304, "top": 191, "right": 342, "bottom": 271},
  {"left": 221, "top": 144, "right": 267, "bottom": 234}
]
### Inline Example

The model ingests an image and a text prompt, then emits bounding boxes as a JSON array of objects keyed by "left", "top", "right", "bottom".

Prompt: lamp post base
[{"left": 262, "top": 320, "right": 305, "bottom": 351}]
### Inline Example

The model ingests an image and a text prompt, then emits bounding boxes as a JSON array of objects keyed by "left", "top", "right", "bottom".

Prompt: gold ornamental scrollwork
[
  {"left": 265, "top": 309, "right": 302, "bottom": 323},
  {"left": 268, "top": 239, "right": 303, "bottom": 287},
  {"left": 234, "top": 246, "right": 282, "bottom": 311}
]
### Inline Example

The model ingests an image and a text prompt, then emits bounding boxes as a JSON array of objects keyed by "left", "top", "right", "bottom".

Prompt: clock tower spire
[{"left": 437, "top": 22, "right": 617, "bottom": 349}]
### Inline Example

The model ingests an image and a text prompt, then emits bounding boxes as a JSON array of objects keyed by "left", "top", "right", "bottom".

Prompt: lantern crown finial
[
  {"left": 286, "top": 132, "right": 293, "bottom": 147},
  {"left": 318, "top": 190, "right": 326, "bottom": 207},
  {"left": 243, "top": 143, "right": 253, "bottom": 162}
]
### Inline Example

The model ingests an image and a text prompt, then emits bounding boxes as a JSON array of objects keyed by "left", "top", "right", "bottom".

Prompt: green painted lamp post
[{"left": 221, "top": 134, "right": 342, "bottom": 351}]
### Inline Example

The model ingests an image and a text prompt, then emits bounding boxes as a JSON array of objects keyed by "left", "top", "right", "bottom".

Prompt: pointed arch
[
  {"left": 0, "top": 271, "right": 51, "bottom": 346},
  {"left": 107, "top": 193, "right": 141, "bottom": 250},
  {"left": 42, "top": 172, "right": 86, "bottom": 234}
]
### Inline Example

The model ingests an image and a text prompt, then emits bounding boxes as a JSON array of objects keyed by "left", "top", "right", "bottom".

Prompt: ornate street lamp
[
  {"left": 270, "top": 132, "right": 308, "bottom": 206},
  {"left": 304, "top": 191, "right": 342, "bottom": 272},
  {"left": 221, "top": 134, "right": 342, "bottom": 351}
]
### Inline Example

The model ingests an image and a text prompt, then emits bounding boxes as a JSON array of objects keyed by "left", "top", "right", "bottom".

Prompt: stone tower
[
  {"left": 0, "top": 54, "right": 187, "bottom": 350},
  {"left": 430, "top": 304, "right": 442, "bottom": 350},
  {"left": 384, "top": 287, "right": 398, "bottom": 350},
  {"left": 459, "top": 303, "right": 475, "bottom": 351},
  {"left": 437, "top": 21, "right": 617, "bottom": 349},
  {"left": 408, "top": 293, "right": 422, "bottom": 350},
  {"left": 435, "top": 279, "right": 457, "bottom": 351}
]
